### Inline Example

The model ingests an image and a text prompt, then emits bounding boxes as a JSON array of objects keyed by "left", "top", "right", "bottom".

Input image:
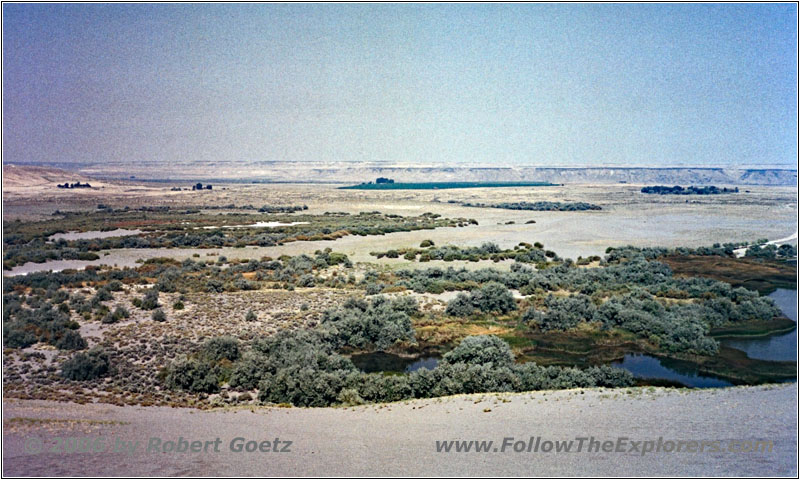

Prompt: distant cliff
[
  {"left": 9, "top": 162, "right": 798, "bottom": 186},
  {"left": 301, "top": 166, "right": 797, "bottom": 186}
]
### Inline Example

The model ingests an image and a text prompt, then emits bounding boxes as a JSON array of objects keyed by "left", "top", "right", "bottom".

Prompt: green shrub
[
  {"left": 55, "top": 330, "right": 88, "bottom": 350},
  {"left": 321, "top": 296, "right": 415, "bottom": 350},
  {"left": 3, "top": 324, "right": 37, "bottom": 348},
  {"left": 445, "top": 282, "right": 516, "bottom": 316},
  {"left": 337, "top": 388, "right": 365, "bottom": 406},
  {"left": 471, "top": 282, "right": 516, "bottom": 314},
  {"left": 445, "top": 293, "right": 475, "bottom": 317},
  {"left": 201, "top": 336, "right": 240, "bottom": 363},
  {"left": 140, "top": 288, "right": 160, "bottom": 310},
  {"left": 61, "top": 347, "right": 111, "bottom": 381},
  {"left": 443, "top": 335, "right": 515, "bottom": 367},
  {"left": 164, "top": 356, "right": 220, "bottom": 393}
]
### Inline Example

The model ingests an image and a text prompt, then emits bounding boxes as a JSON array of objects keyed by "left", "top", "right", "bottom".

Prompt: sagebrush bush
[
  {"left": 442, "top": 335, "right": 514, "bottom": 367},
  {"left": 201, "top": 336, "right": 240, "bottom": 363},
  {"left": 164, "top": 356, "right": 220, "bottom": 393},
  {"left": 54, "top": 330, "right": 88, "bottom": 350},
  {"left": 61, "top": 347, "right": 112, "bottom": 381}
]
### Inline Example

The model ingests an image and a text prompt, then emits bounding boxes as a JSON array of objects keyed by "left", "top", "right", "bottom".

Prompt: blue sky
[{"left": 3, "top": 3, "right": 797, "bottom": 167}]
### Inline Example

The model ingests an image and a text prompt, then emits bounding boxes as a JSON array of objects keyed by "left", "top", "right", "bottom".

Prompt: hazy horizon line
[{"left": 5, "top": 160, "right": 798, "bottom": 171}]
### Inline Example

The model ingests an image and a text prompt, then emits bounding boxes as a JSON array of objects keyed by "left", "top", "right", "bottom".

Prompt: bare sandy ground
[{"left": 3, "top": 384, "right": 797, "bottom": 477}]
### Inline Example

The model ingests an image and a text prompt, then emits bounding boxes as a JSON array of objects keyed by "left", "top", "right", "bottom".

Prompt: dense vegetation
[
  {"left": 4, "top": 214, "right": 793, "bottom": 408},
  {"left": 320, "top": 296, "right": 417, "bottom": 350},
  {"left": 3, "top": 299, "right": 85, "bottom": 350},
  {"left": 257, "top": 205, "right": 308, "bottom": 213},
  {"left": 454, "top": 201, "right": 601, "bottom": 211},
  {"left": 3, "top": 209, "right": 472, "bottom": 269},
  {"left": 445, "top": 282, "right": 517, "bottom": 316},
  {"left": 744, "top": 243, "right": 797, "bottom": 260},
  {"left": 606, "top": 241, "right": 796, "bottom": 261},
  {"left": 640, "top": 185, "right": 738, "bottom": 195},
  {"left": 372, "top": 242, "right": 559, "bottom": 264},
  {"left": 389, "top": 253, "right": 782, "bottom": 355},
  {"left": 4, "top": 248, "right": 356, "bottom": 297},
  {"left": 61, "top": 347, "right": 113, "bottom": 380},
  {"left": 166, "top": 330, "right": 634, "bottom": 406}
]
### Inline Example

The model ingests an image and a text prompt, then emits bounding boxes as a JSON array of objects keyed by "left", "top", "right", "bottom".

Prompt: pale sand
[{"left": 3, "top": 384, "right": 797, "bottom": 476}]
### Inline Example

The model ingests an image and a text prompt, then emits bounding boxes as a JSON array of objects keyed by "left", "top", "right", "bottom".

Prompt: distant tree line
[
  {"left": 257, "top": 205, "right": 309, "bottom": 213},
  {"left": 453, "top": 201, "right": 601, "bottom": 211},
  {"left": 640, "top": 185, "right": 738, "bottom": 195},
  {"left": 606, "top": 241, "right": 796, "bottom": 261},
  {"left": 372, "top": 241, "right": 557, "bottom": 264}
]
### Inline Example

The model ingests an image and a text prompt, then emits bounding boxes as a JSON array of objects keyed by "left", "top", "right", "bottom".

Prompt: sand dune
[{"left": 2, "top": 385, "right": 796, "bottom": 476}]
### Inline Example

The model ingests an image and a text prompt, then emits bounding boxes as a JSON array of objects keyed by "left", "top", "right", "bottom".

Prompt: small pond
[
  {"left": 350, "top": 352, "right": 440, "bottom": 373},
  {"left": 611, "top": 354, "right": 733, "bottom": 388}
]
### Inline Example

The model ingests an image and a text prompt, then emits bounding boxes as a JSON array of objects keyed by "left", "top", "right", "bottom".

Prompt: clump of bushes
[
  {"left": 54, "top": 330, "right": 88, "bottom": 350},
  {"left": 442, "top": 335, "right": 514, "bottom": 367},
  {"left": 459, "top": 201, "right": 601, "bottom": 211},
  {"left": 163, "top": 337, "right": 242, "bottom": 393},
  {"left": 164, "top": 356, "right": 221, "bottom": 393},
  {"left": 136, "top": 288, "right": 160, "bottom": 310},
  {"left": 3, "top": 303, "right": 87, "bottom": 350},
  {"left": 201, "top": 336, "right": 240, "bottom": 363},
  {"left": 61, "top": 347, "right": 112, "bottom": 381},
  {"left": 445, "top": 282, "right": 516, "bottom": 316},
  {"left": 321, "top": 296, "right": 416, "bottom": 350},
  {"left": 219, "top": 334, "right": 634, "bottom": 407},
  {"left": 523, "top": 294, "right": 596, "bottom": 331},
  {"left": 102, "top": 306, "right": 131, "bottom": 324}
]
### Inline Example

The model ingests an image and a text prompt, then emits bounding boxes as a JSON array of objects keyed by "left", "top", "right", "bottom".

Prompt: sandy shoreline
[{"left": 3, "top": 384, "right": 797, "bottom": 476}]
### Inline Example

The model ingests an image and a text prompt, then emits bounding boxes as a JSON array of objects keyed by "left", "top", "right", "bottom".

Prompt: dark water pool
[
  {"left": 611, "top": 354, "right": 733, "bottom": 388},
  {"left": 350, "top": 351, "right": 440, "bottom": 373},
  {"left": 720, "top": 289, "right": 797, "bottom": 362},
  {"left": 612, "top": 288, "right": 797, "bottom": 387}
]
